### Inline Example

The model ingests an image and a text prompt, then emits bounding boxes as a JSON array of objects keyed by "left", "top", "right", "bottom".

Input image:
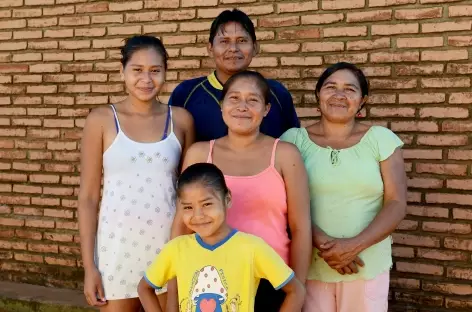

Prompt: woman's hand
[
  {"left": 83, "top": 266, "right": 107, "bottom": 307},
  {"left": 318, "top": 238, "right": 363, "bottom": 271}
]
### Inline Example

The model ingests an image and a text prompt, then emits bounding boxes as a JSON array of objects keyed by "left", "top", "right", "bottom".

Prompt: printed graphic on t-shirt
[{"left": 179, "top": 265, "right": 242, "bottom": 312}]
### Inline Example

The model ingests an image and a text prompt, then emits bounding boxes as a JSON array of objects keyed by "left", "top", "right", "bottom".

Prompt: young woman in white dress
[{"left": 78, "top": 35, "right": 194, "bottom": 312}]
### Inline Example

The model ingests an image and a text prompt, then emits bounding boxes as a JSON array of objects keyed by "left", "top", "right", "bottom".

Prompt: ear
[
  {"left": 225, "top": 191, "right": 232, "bottom": 209},
  {"left": 120, "top": 64, "right": 125, "bottom": 81},
  {"left": 264, "top": 103, "right": 271, "bottom": 117},
  {"left": 358, "top": 96, "right": 368, "bottom": 111},
  {"left": 252, "top": 42, "right": 259, "bottom": 57},
  {"left": 207, "top": 42, "right": 214, "bottom": 59}
]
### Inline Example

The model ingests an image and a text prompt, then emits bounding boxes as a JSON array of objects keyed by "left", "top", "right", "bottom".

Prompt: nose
[
  {"left": 228, "top": 41, "right": 238, "bottom": 52},
  {"left": 141, "top": 71, "right": 152, "bottom": 83},
  {"left": 193, "top": 207, "right": 204, "bottom": 218}
]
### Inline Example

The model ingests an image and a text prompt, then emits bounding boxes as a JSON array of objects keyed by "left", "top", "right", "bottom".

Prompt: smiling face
[
  {"left": 208, "top": 21, "right": 257, "bottom": 76},
  {"left": 121, "top": 47, "right": 166, "bottom": 102},
  {"left": 179, "top": 182, "right": 231, "bottom": 239},
  {"left": 318, "top": 69, "right": 366, "bottom": 123},
  {"left": 221, "top": 77, "right": 270, "bottom": 135}
]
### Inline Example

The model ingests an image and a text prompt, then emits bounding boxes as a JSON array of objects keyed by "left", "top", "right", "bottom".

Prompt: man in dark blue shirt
[{"left": 169, "top": 9, "right": 300, "bottom": 142}]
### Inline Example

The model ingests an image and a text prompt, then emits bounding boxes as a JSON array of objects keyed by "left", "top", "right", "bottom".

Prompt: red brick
[
  {"left": 390, "top": 277, "right": 420, "bottom": 289},
  {"left": 397, "top": 37, "right": 443, "bottom": 49},
  {"left": 238, "top": 5, "right": 274, "bottom": 15},
  {"left": 450, "top": 92, "right": 472, "bottom": 104},
  {"left": 422, "top": 50, "right": 468, "bottom": 61},
  {"left": 392, "top": 246, "right": 414, "bottom": 258},
  {"left": 45, "top": 256, "right": 76, "bottom": 267},
  {"left": 43, "top": 52, "right": 73, "bottom": 62},
  {"left": 277, "top": 29, "right": 320, "bottom": 40},
  {"left": 12, "top": 8, "right": 42, "bottom": 18},
  {"left": 324, "top": 53, "right": 368, "bottom": 64},
  {"left": 92, "top": 38, "right": 123, "bottom": 49},
  {"left": 0, "top": 0, "right": 22, "bottom": 8},
  {"left": 370, "top": 78, "right": 416, "bottom": 89},
  {"left": 0, "top": 217, "right": 25, "bottom": 227},
  {"left": 61, "top": 176, "right": 80, "bottom": 185},
  {"left": 0, "top": 41, "right": 27, "bottom": 51},
  {"left": 29, "top": 174, "right": 60, "bottom": 184},
  {"left": 12, "top": 162, "right": 41, "bottom": 171},
  {"left": 43, "top": 5, "right": 75, "bottom": 16},
  {"left": 15, "top": 230, "right": 42, "bottom": 240},
  {"left": 15, "top": 140, "right": 46, "bottom": 149},
  {"left": 109, "top": 1, "right": 143, "bottom": 11},
  {"left": 144, "top": 0, "right": 179, "bottom": 8},
  {"left": 397, "top": 261, "right": 444, "bottom": 276},
  {"left": 422, "top": 21, "right": 471, "bottom": 33},
  {"left": 161, "top": 9, "right": 196, "bottom": 21},
  {"left": 391, "top": 121, "right": 438, "bottom": 132},
  {"left": 76, "top": 2, "right": 108, "bottom": 13},
  {"left": 393, "top": 233, "right": 440, "bottom": 247},
  {"left": 427, "top": 193, "right": 472, "bottom": 206},
  {"left": 407, "top": 177, "right": 442, "bottom": 189},
  {"left": 28, "top": 17, "right": 57, "bottom": 28},
  {"left": 55, "top": 221, "right": 78, "bottom": 230},
  {"left": 396, "top": 7, "right": 442, "bottom": 20},
  {"left": 277, "top": 1, "right": 318, "bottom": 13},
  {"left": 447, "top": 63, "right": 472, "bottom": 75},
  {"left": 91, "top": 14, "right": 123, "bottom": 24},
  {"left": 25, "top": 219, "right": 55, "bottom": 229},
  {"left": 424, "top": 282, "right": 472, "bottom": 296},
  {"left": 347, "top": 38, "right": 390, "bottom": 51},
  {"left": 13, "top": 75, "right": 42, "bottom": 83},
  {"left": 14, "top": 253, "right": 43, "bottom": 263},
  {"left": 421, "top": 78, "right": 470, "bottom": 88},
  {"left": 403, "top": 149, "right": 443, "bottom": 160},
  {"left": 59, "top": 40, "right": 90, "bottom": 50},
  {"left": 370, "top": 0, "right": 415, "bottom": 6},
  {"left": 74, "top": 27, "right": 106, "bottom": 38},
  {"left": 59, "top": 246, "right": 81, "bottom": 255},
  {"left": 423, "top": 222, "right": 471, "bottom": 234},
  {"left": 453, "top": 208, "right": 472, "bottom": 220},
  {"left": 346, "top": 10, "right": 391, "bottom": 23},
  {"left": 372, "top": 23, "right": 418, "bottom": 35},
  {"left": 44, "top": 29, "right": 73, "bottom": 39},
  {"left": 371, "top": 51, "right": 419, "bottom": 63},
  {"left": 446, "top": 298, "right": 472, "bottom": 309},
  {"left": 28, "top": 243, "right": 58, "bottom": 253},
  {"left": 448, "top": 35, "right": 472, "bottom": 47},
  {"left": 396, "top": 64, "right": 444, "bottom": 76},
  {"left": 29, "top": 151, "right": 53, "bottom": 160},
  {"left": 25, "top": 0, "right": 55, "bottom": 4},
  {"left": 323, "top": 26, "right": 366, "bottom": 37},
  {"left": 44, "top": 232, "right": 73, "bottom": 243},
  {"left": 0, "top": 128, "right": 26, "bottom": 136},
  {"left": 43, "top": 187, "right": 74, "bottom": 196},
  {"left": 0, "top": 19, "right": 26, "bottom": 29},
  {"left": 420, "top": 107, "right": 468, "bottom": 119},
  {"left": 126, "top": 11, "right": 159, "bottom": 22},
  {"left": 418, "top": 248, "right": 468, "bottom": 261},
  {"left": 26, "top": 85, "right": 57, "bottom": 94},
  {"left": 397, "top": 220, "right": 419, "bottom": 230},
  {"left": 260, "top": 16, "right": 299, "bottom": 28},
  {"left": 143, "top": 23, "right": 178, "bottom": 34},
  {"left": 28, "top": 40, "right": 58, "bottom": 50},
  {"left": 107, "top": 25, "right": 141, "bottom": 36},
  {"left": 322, "top": 0, "right": 364, "bottom": 10}
]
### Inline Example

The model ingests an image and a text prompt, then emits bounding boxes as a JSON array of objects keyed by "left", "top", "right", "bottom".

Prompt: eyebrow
[
  {"left": 323, "top": 81, "right": 360, "bottom": 89},
  {"left": 129, "top": 64, "right": 163, "bottom": 68}
]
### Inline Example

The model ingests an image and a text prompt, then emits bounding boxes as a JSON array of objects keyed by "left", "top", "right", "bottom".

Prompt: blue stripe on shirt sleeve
[
  {"left": 144, "top": 274, "right": 162, "bottom": 290},
  {"left": 274, "top": 271, "right": 295, "bottom": 290}
]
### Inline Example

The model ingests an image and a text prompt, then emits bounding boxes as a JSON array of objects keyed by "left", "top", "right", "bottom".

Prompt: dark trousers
[{"left": 254, "top": 278, "right": 286, "bottom": 312}]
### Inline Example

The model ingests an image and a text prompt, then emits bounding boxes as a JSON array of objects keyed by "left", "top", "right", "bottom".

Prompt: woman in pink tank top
[{"left": 172, "top": 71, "right": 312, "bottom": 311}]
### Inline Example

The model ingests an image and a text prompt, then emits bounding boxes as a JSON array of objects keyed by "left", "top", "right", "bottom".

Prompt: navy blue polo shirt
[{"left": 169, "top": 72, "right": 300, "bottom": 142}]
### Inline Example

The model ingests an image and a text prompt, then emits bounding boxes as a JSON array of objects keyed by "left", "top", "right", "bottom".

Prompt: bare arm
[
  {"left": 173, "top": 107, "right": 195, "bottom": 171},
  {"left": 138, "top": 279, "right": 163, "bottom": 312},
  {"left": 77, "top": 109, "right": 106, "bottom": 306},
  {"left": 353, "top": 148, "right": 407, "bottom": 251},
  {"left": 280, "top": 143, "right": 312, "bottom": 284},
  {"left": 319, "top": 149, "right": 407, "bottom": 269},
  {"left": 280, "top": 277, "right": 305, "bottom": 312}
]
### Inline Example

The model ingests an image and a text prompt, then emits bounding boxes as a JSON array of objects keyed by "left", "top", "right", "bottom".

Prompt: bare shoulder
[
  {"left": 171, "top": 106, "right": 194, "bottom": 128},
  {"left": 185, "top": 141, "right": 211, "bottom": 161},
  {"left": 276, "top": 140, "right": 301, "bottom": 159},
  {"left": 84, "top": 105, "right": 113, "bottom": 129}
]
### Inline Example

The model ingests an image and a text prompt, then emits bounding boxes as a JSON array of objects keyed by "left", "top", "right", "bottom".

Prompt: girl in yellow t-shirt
[{"left": 138, "top": 163, "right": 305, "bottom": 312}]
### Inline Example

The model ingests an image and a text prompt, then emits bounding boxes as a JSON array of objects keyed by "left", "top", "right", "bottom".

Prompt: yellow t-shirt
[{"left": 145, "top": 229, "right": 294, "bottom": 312}]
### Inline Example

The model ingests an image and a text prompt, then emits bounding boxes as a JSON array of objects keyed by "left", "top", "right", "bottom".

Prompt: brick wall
[{"left": 0, "top": 0, "right": 471, "bottom": 310}]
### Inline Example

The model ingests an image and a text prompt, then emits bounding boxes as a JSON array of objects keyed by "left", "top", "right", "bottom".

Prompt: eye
[
  {"left": 151, "top": 69, "right": 160, "bottom": 73},
  {"left": 238, "top": 38, "right": 248, "bottom": 43},
  {"left": 133, "top": 68, "right": 142, "bottom": 72},
  {"left": 203, "top": 202, "right": 212, "bottom": 208},
  {"left": 346, "top": 88, "right": 355, "bottom": 92},
  {"left": 183, "top": 205, "right": 192, "bottom": 210},
  {"left": 220, "top": 39, "right": 228, "bottom": 44}
]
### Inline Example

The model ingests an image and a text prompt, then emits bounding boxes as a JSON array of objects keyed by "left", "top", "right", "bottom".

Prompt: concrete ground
[{"left": 0, "top": 281, "right": 97, "bottom": 312}]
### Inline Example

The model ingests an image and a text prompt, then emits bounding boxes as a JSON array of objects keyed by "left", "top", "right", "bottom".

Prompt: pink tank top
[{"left": 207, "top": 139, "right": 290, "bottom": 264}]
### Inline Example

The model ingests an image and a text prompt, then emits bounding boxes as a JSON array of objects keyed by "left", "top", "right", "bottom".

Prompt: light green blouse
[{"left": 281, "top": 126, "right": 403, "bottom": 282}]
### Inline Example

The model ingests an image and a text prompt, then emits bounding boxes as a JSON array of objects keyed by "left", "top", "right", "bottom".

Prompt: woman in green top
[{"left": 281, "top": 62, "right": 407, "bottom": 312}]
